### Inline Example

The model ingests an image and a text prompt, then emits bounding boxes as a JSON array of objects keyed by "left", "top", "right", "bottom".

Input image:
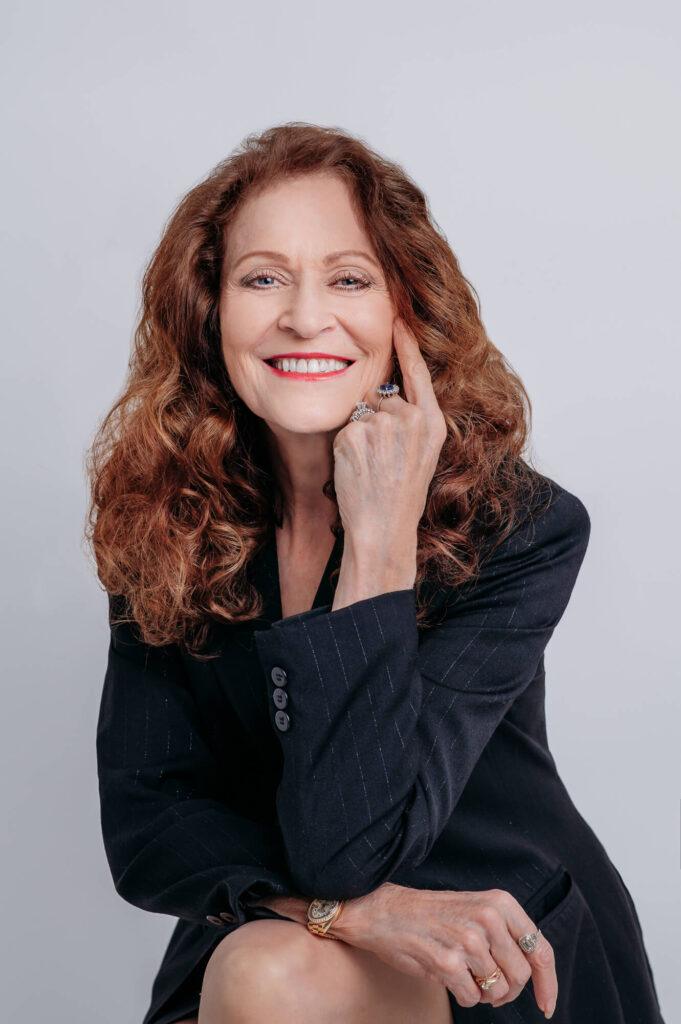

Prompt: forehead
[{"left": 226, "top": 173, "right": 373, "bottom": 257}]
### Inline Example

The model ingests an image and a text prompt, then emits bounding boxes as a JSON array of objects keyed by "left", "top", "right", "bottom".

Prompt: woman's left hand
[{"left": 332, "top": 317, "right": 447, "bottom": 553}]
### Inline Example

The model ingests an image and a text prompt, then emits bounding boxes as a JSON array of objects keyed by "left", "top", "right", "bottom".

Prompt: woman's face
[{"left": 219, "top": 172, "right": 397, "bottom": 435}]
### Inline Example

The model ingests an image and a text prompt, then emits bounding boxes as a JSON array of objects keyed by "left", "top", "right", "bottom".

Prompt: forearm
[{"left": 253, "top": 585, "right": 429, "bottom": 897}]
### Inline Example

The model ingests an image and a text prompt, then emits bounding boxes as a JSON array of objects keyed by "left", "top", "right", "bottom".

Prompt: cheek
[
  {"left": 219, "top": 297, "right": 264, "bottom": 369},
  {"left": 351, "top": 297, "right": 395, "bottom": 356}
]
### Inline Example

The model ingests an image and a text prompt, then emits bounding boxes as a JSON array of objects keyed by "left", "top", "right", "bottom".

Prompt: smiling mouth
[{"left": 263, "top": 356, "right": 355, "bottom": 378}]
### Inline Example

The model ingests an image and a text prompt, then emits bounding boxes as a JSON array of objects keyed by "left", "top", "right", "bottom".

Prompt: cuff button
[
  {"left": 206, "top": 915, "right": 224, "bottom": 926},
  {"left": 272, "top": 686, "right": 288, "bottom": 709},
  {"left": 220, "top": 911, "right": 237, "bottom": 923},
  {"left": 274, "top": 709, "right": 291, "bottom": 732},
  {"left": 271, "top": 666, "right": 287, "bottom": 686}
]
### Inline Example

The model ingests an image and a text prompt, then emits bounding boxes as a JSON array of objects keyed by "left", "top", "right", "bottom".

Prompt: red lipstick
[{"left": 262, "top": 352, "right": 355, "bottom": 380}]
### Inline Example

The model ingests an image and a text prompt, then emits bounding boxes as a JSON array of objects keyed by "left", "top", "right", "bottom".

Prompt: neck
[{"left": 262, "top": 422, "right": 340, "bottom": 537}]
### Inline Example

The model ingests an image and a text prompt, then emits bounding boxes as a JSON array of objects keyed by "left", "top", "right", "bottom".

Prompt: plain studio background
[{"left": 1, "top": 1, "right": 678, "bottom": 1020}]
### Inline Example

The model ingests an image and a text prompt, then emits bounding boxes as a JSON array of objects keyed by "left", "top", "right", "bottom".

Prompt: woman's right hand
[{"left": 333, "top": 881, "right": 557, "bottom": 1017}]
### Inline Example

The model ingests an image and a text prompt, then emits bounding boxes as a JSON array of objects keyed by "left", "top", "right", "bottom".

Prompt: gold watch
[{"left": 306, "top": 898, "right": 344, "bottom": 939}]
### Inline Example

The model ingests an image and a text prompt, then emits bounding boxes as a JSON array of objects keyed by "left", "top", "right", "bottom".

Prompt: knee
[
  {"left": 216, "top": 918, "right": 319, "bottom": 982},
  {"left": 201, "top": 920, "right": 329, "bottom": 1018}
]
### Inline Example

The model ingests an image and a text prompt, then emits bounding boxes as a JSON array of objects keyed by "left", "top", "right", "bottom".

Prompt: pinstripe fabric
[
  {"left": 97, "top": 626, "right": 296, "bottom": 927},
  {"left": 251, "top": 486, "right": 589, "bottom": 898},
  {"left": 96, "top": 476, "right": 665, "bottom": 1024}
]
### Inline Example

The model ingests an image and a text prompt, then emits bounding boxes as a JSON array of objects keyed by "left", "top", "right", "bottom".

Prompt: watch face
[{"left": 308, "top": 899, "right": 338, "bottom": 922}]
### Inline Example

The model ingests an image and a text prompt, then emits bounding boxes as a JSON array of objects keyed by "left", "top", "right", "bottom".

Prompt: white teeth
[{"left": 270, "top": 358, "right": 350, "bottom": 373}]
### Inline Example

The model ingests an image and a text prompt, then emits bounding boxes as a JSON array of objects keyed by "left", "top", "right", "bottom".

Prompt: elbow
[
  {"left": 112, "top": 874, "right": 150, "bottom": 913},
  {"left": 100, "top": 819, "right": 159, "bottom": 915},
  {"left": 106, "top": 845, "right": 150, "bottom": 911},
  {"left": 110, "top": 849, "right": 176, "bottom": 919}
]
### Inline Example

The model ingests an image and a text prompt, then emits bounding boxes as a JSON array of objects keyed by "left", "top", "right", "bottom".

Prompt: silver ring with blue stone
[{"left": 376, "top": 382, "right": 400, "bottom": 411}]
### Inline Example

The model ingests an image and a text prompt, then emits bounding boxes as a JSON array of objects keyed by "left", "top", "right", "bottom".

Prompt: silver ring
[
  {"left": 349, "top": 401, "right": 376, "bottom": 422},
  {"left": 518, "top": 928, "right": 541, "bottom": 954},
  {"left": 376, "top": 382, "right": 400, "bottom": 412}
]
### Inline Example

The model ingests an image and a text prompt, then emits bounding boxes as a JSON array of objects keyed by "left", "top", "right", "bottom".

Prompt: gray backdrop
[{"left": 1, "top": 1, "right": 678, "bottom": 1020}]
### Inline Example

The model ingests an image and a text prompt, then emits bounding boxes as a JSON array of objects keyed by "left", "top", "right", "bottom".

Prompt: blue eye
[
  {"left": 241, "top": 271, "right": 371, "bottom": 291},
  {"left": 245, "top": 274, "right": 278, "bottom": 287},
  {"left": 333, "top": 275, "right": 371, "bottom": 291}
]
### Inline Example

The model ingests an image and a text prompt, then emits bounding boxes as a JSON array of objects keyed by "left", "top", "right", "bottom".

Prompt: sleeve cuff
[
  {"left": 205, "top": 872, "right": 299, "bottom": 928},
  {"left": 267, "top": 588, "right": 416, "bottom": 629},
  {"left": 252, "top": 588, "right": 419, "bottom": 740}
]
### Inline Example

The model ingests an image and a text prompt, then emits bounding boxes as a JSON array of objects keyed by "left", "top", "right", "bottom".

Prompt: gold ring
[{"left": 474, "top": 966, "right": 502, "bottom": 990}]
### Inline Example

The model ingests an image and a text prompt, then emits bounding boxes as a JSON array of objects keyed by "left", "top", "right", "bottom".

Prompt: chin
[{"left": 267, "top": 407, "right": 351, "bottom": 434}]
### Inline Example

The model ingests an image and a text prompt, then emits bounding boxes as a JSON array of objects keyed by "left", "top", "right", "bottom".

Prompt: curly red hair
[{"left": 84, "top": 121, "right": 552, "bottom": 657}]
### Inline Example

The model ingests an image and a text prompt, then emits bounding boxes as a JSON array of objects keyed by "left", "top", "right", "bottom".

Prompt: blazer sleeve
[
  {"left": 252, "top": 483, "right": 591, "bottom": 900},
  {"left": 96, "top": 596, "right": 299, "bottom": 929}
]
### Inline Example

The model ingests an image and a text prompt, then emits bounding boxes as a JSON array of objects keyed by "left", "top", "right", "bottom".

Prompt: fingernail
[{"left": 544, "top": 1009, "right": 554, "bottom": 1020}]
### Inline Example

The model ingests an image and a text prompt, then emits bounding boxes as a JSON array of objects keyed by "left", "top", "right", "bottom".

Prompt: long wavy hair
[{"left": 84, "top": 121, "right": 552, "bottom": 658}]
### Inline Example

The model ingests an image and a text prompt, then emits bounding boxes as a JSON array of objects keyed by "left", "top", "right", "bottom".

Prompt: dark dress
[{"left": 95, "top": 476, "right": 665, "bottom": 1023}]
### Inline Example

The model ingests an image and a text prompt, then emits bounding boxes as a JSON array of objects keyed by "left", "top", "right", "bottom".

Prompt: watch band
[{"left": 307, "top": 898, "right": 345, "bottom": 939}]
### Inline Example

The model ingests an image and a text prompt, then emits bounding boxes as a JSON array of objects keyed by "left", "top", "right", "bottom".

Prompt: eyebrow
[{"left": 231, "top": 249, "right": 381, "bottom": 271}]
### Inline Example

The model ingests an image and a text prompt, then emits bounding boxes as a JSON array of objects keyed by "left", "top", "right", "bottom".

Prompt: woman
[{"left": 87, "top": 123, "right": 664, "bottom": 1023}]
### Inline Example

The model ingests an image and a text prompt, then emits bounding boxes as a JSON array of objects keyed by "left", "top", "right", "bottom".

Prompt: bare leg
[{"left": 197, "top": 920, "right": 454, "bottom": 1024}]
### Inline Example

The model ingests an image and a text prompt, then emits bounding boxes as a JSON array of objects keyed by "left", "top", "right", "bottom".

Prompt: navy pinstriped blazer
[{"left": 96, "top": 475, "right": 664, "bottom": 1024}]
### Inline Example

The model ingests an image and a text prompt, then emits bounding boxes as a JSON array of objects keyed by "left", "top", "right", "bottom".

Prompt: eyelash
[{"left": 241, "top": 270, "right": 372, "bottom": 292}]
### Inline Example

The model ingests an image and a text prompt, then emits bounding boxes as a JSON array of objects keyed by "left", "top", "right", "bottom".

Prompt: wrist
[
  {"left": 344, "top": 529, "right": 417, "bottom": 569},
  {"left": 329, "top": 882, "right": 402, "bottom": 945},
  {"left": 332, "top": 539, "right": 416, "bottom": 610},
  {"left": 325, "top": 896, "right": 364, "bottom": 943}
]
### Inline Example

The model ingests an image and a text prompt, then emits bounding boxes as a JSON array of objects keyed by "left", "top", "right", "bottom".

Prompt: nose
[{"left": 277, "top": 278, "right": 336, "bottom": 338}]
